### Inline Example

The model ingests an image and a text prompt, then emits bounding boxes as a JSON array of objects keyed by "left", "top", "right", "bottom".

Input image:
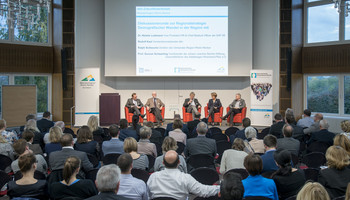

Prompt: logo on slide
[
  {"left": 251, "top": 73, "right": 257, "bottom": 78},
  {"left": 217, "top": 66, "right": 225, "bottom": 73},
  {"left": 81, "top": 75, "right": 95, "bottom": 82},
  {"left": 264, "top": 113, "right": 270, "bottom": 118}
]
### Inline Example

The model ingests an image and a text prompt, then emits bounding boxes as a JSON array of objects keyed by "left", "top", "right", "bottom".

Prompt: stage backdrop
[
  {"left": 75, "top": 68, "right": 100, "bottom": 126},
  {"left": 250, "top": 70, "right": 273, "bottom": 126}
]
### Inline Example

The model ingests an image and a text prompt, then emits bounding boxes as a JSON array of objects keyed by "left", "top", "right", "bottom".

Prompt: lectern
[{"left": 99, "top": 93, "right": 120, "bottom": 126}]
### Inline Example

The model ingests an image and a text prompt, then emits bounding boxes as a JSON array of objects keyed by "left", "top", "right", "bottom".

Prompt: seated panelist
[
  {"left": 145, "top": 91, "right": 165, "bottom": 124},
  {"left": 222, "top": 93, "right": 246, "bottom": 126},
  {"left": 207, "top": 92, "right": 222, "bottom": 125},
  {"left": 183, "top": 92, "right": 201, "bottom": 120},
  {"left": 125, "top": 93, "right": 145, "bottom": 118}
]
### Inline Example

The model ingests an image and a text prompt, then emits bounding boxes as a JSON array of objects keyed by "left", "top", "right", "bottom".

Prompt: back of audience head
[
  {"left": 43, "top": 111, "right": 51, "bottom": 119},
  {"left": 245, "top": 126, "right": 257, "bottom": 139},
  {"left": 26, "top": 114, "right": 36, "bottom": 122},
  {"left": 0, "top": 135, "right": 6, "bottom": 143},
  {"left": 274, "top": 113, "right": 283, "bottom": 121},
  {"left": 13, "top": 139, "right": 30, "bottom": 155},
  {"left": 244, "top": 154, "right": 263, "bottom": 176},
  {"left": 273, "top": 149, "right": 292, "bottom": 177},
  {"left": 96, "top": 164, "right": 121, "bottom": 193},
  {"left": 296, "top": 182, "right": 330, "bottom": 200},
  {"left": 197, "top": 122, "right": 208, "bottom": 135},
  {"left": 319, "top": 119, "right": 329, "bottom": 130},
  {"left": 119, "top": 119, "right": 128, "bottom": 129},
  {"left": 54, "top": 121, "right": 65, "bottom": 131},
  {"left": 60, "top": 134, "right": 74, "bottom": 147},
  {"left": 285, "top": 113, "right": 296, "bottom": 125},
  {"left": 109, "top": 124, "right": 120, "bottom": 138},
  {"left": 232, "top": 138, "right": 245, "bottom": 151},
  {"left": 117, "top": 153, "right": 133, "bottom": 174},
  {"left": 0, "top": 119, "right": 6, "bottom": 130},
  {"left": 162, "top": 136, "right": 178, "bottom": 153},
  {"left": 63, "top": 156, "right": 81, "bottom": 184},
  {"left": 172, "top": 119, "right": 183, "bottom": 130},
  {"left": 314, "top": 113, "right": 323, "bottom": 121},
  {"left": 220, "top": 171, "right": 244, "bottom": 200},
  {"left": 174, "top": 114, "right": 181, "bottom": 120},
  {"left": 49, "top": 126, "right": 63, "bottom": 143},
  {"left": 87, "top": 115, "right": 99, "bottom": 132},
  {"left": 341, "top": 120, "right": 350, "bottom": 133},
  {"left": 18, "top": 153, "right": 37, "bottom": 174},
  {"left": 123, "top": 137, "right": 138, "bottom": 153},
  {"left": 326, "top": 146, "right": 350, "bottom": 170},
  {"left": 140, "top": 126, "right": 152, "bottom": 140},
  {"left": 22, "top": 130, "right": 34, "bottom": 142},
  {"left": 263, "top": 135, "right": 277, "bottom": 149},
  {"left": 145, "top": 121, "right": 154, "bottom": 129},
  {"left": 77, "top": 125, "right": 93, "bottom": 144},
  {"left": 282, "top": 124, "right": 293, "bottom": 138},
  {"left": 303, "top": 109, "right": 311, "bottom": 117},
  {"left": 334, "top": 134, "right": 350, "bottom": 156},
  {"left": 242, "top": 118, "right": 251, "bottom": 128},
  {"left": 163, "top": 150, "right": 179, "bottom": 169},
  {"left": 25, "top": 119, "right": 39, "bottom": 132}
]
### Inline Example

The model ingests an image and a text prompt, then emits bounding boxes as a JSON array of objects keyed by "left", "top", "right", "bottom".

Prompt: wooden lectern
[{"left": 99, "top": 93, "right": 120, "bottom": 126}]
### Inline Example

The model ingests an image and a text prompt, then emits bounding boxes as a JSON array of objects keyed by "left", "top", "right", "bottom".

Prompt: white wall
[{"left": 75, "top": 0, "right": 280, "bottom": 120}]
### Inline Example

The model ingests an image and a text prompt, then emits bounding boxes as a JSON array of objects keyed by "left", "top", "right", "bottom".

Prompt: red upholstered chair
[
  {"left": 182, "top": 107, "right": 201, "bottom": 123},
  {"left": 226, "top": 107, "right": 247, "bottom": 124},
  {"left": 146, "top": 107, "right": 165, "bottom": 123},
  {"left": 204, "top": 104, "right": 223, "bottom": 126},
  {"left": 125, "top": 107, "right": 144, "bottom": 124}
]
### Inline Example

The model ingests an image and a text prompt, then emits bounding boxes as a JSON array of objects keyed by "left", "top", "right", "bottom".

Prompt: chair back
[
  {"left": 245, "top": 197, "right": 272, "bottom": 200},
  {"left": 194, "top": 196, "right": 219, "bottom": 200},
  {"left": 86, "top": 169, "right": 99, "bottom": 182},
  {"left": 176, "top": 142, "right": 185, "bottom": 155},
  {"left": 0, "top": 154, "right": 12, "bottom": 171},
  {"left": 14, "top": 170, "right": 46, "bottom": 181},
  {"left": 147, "top": 155, "right": 156, "bottom": 170},
  {"left": 87, "top": 153, "right": 99, "bottom": 168},
  {"left": 209, "top": 127, "right": 222, "bottom": 134},
  {"left": 302, "top": 152, "right": 326, "bottom": 168},
  {"left": 0, "top": 170, "right": 11, "bottom": 190},
  {"left": 211, "top": 133, "right": 228, "bottom": 142},
  {"left": 225, "top": 168, "right": 249, "bottom": 179},
  {"left": 103, "top": 128, "right": 110, "bottom": 137},
  {"left": 307, "top": 141, "right": 329, "bottom": 154},
  {"left": 216, "top": 141, "right": 232, "bottom": 163},
  {"left": 131, "top": 168, "right": 150, "bottom": 183},
  {"left": 291, "top": 154, "right": 299, "bottom": 167},
  {"left": 153, "top": 198, "right": 177, "bottom": 200},
  {"left": 333, "top": 196, "right": 345, "bottom": 200},
  {"left": 93, "top": 135, "right": 104, "bottom": 145},
  {"left": 187, "top": 154, "right": 215, "bottom": 169},
  {"left": 155, "top": 127, "right": 166, "bottom": 137},
  {"left": 225, "top": 127, "right": 239, "bottom": 137},
  {"left": 47, "top": 169, "right": 63, "bottom": 186},
  {"left": 64, "top": 128, "right": 76, "bottom": 138},
  {"left": 258, "top": 127, "right": 270, "bottom": 139},
  {"left": 190, "top": 167, "right": 219, "bottom": 185},
  {"left": 285, "top": 195, "right": 297, "bottom": 200},
  {"left": 102, "top": 153, "right": 121, "bottom": 165},
  {"left": 303, "top": 168, "right": 320, "bottom": 182}
]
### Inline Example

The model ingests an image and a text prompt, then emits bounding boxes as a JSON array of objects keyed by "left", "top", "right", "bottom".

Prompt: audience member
[
  {"left": 165, "top": 114, "right": 190, "bottom": 136},
  {"left": 123, "top": 137, "right": 149, "bottom": 171},
  {"left": 44, "top": 123, "right": 63, "bottom": 144},
  {"left": 145, "top": 121, "right": 163, "bottom": 151},
  {"left": 304, "top": 113, "right": 323, "bottom": 135},
  {"left": 346, "top": 183, "right": 350, "bottom": 200},
  {"left": 45, "top": 126, "right": 63, "bottom": 156},
  {"left": 0, "top": 135, "right": 14, "bottom": 160},
  {"left": 261, "top": 135, "right": 279, "bottom": 173},
  {"left": 25, "top": 119, "right": 44, "bottom": 149},
  {"left": 341, "top": 120, "right": 350, "bottom": 139},
  {"left": 307, "top": 119, "right": 335, "bottom": 147},
  {"left": 187, "top": 113, "right": 201, "bottom": 135},
  {"left": 285, "top": 113, "right": 304, "bottom": 140},
  {"left": 22, "top": 130, "right": 43, "bottom": 155},
  {"left": 137, "top": 126, "right": 157, "bottom": 157},
  {"left": 168, "top": 119, "right": 187, "bottom": 145},
  {"left": 334, "top": 134, "right": 350, "bottom": 156},
  {"left": 296, "top": 182, "right": 330, "bottom": 200},
  {"left": 119, "top": 118, "right": 139, "bottom": 141},
  {"left": 0, "top": 119, "right": 18, "bottom": 144},
  {"left": 220, "top": 171, "right": 244, "bottom": 200},
  {"left": 102, "top": 124, "right": 124, "bottom": 156},
  {"left": 148, "top": 150, "right": 219, "bottom": 199},
  {"left": 50, "top": 156, "right": 98, "bottom": 199},
  {"left": 75, "top": 126, "right": 100, "bottom": 159},
  {"left": 116, "top": 153, "right": 148, "bottom": 200},
  {"left": 88, "top": 115, "right": 109, "bottom": 141},
  {"left": 7, "top": 153, "right": 48, "bottom": 199},
  {"left": 37, "top": 111, "right": 54, "bottom": 133},
  {"left": 85, "top": 164, "right": 128, "bottom": 200},
  {"left": 230, "top": 118, "right": 254, "bottom": 142},
  {"left": 277, "top": 124, "right": 300, "bottom": 155},
  {"left": 54, "top": 121, "right": 66, "bottom": 132},
  {"left": 49, "top": 134, "right": 93, "bottom": 177},
  {"left": 220, "top": 138, "right": 248, "bottom": 174},
  {"left": 242, "top": 154, "right": 278, "bottom": 200},
  {"left": 272, "top": 150, "right": 305, "bottom": 200},
  {"left": 127, "top": 115, "right": 142, "bottom": 136},
  {"left": 297, "top": 109, "right": 314, "bottom": 128},
  {"left": 19, "top": 114, "right": 36, "bottom": 133},
  {"left": 269, "top": 113, "right": 285, "bottom": 138},
  {"left": 154, "top": 137, "right": 187, "bottom": 173},
  {"left": 319, "top": 146, "right": 350, "bottom": 199},
  {"left": 245, "top": 126, "right": 264, "bottom": 154},
  {"left": 11, "top": 139, "right": 47, "bottom": 175}
]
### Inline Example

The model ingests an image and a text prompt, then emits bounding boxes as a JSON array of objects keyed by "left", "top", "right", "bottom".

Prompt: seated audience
[
  {"left": 272, "top": 150, "right": 306, "bottom": 200},
  {"left": 102, "top": 124, "right": 124, "bottom": 156},
  {"left": 0, "top": 135, "right": 14, "bottom": 160},
  {"left": 334, "top": 134, "right": 350, "bottom": 156},
  {"left": 304, "top": 113, "right": 323, "bottom": 135},
  {"left": 20, "top": 114, "right": 36, "bottom": 133},
  {"left": 37, "top": 111, "right": 54, "bottom": 133},
  {"left": 154, "top": 137, "right": 187, "bottom": 173},
  {"left": 307, "top": 119, "right": 335, "bottom": 147},
  {"left": 116, "top": 153, "right": 148, "bottom": 200},
  {"left": 245, "top": 126, "right": 264, "bottom": 154},
  {"left": 220, "top": 171, "right": 244, "bottom": 200},
  {"left": 297, "top": 109, "right": 314, "bottom": 128},
  {"left": 85, "top": 164, "right": 127, "bottom": 200},
  {"left": 45, "top": 126, "right": 63, "bottom": 156},
  {"left": 145, "top": 121, "right": 163, "bottom": 150},
  {"left": 0, "top": 119, "right": 18, "bottom": 144},
  {"left": 123, "top": 137, "right": 149, "bottom": 171},
  {"left": 319, "top": 146, "right": 350, "bottom": 199},
  {"left": 22, "top": 130, "right": 43, "bottom": 155},
  {"left": 277, "top": 124, "right": 300, "bottom": 155},
  {"left": 341, "top": 120, "right": 350, "bottom": 139},
  {"left": 49, "top": 134, "right": 93, "bottom": 177},
  {"left": 168, "top": 119, "right": 187, "bottom": 145},
  {"left": 269, "top": 113, "right": 285, "bottom": 138},
  {"left": 88, "top": 115, "right": 110, "bottom": 141},
  {"left": 148, "top": 150, "right": 219, "bottom": 199},
  {"left": 261, "top": 135, "right": 279, "bottom": 173},
  {"left": 11, "top": 139, "right": 47, "bottom": 175},
  {"left": 220, "top": 138, "right": 248, "bottom": 174},
  {"left": 119, "top": 118, "right": 139, "bottom": 141},
  {"left": 137, "top": 126, "right": 157, "bottom": 157},
  {"left": 187, "top": 113, "right": 201, "bottom": 136},
  {"left": 127, "top": 115, "right": 142, "bottom": 136},
  {"left": 230, "top": 118, "right": 255, "bottom": 142},
  {"left": 8, "top": 153, "right": 48, "bottom": 199},
  {"left": 25, "top": 119, "right": 44, "bottom": 149},
  {"left": 296, "top": 182, "right": 330, "bottom": 200},
  {"left": 75, "top": 126, "right": 100, "bottom": 159},
  {"left": 55, "top": 121, "right": 66, "bottom": 133},
  {"left": 50, "top": 156, "right": 97, "bottom": 199},
  {"left": 44, "top": 121, "right": 65, "bottom": 144},
  {"left": 165, "top": 114, "right": 190, "bottom": 136},
  {"left": 242, "top": 154, "right": 278, "bottom": 200},
  {"left": 285, "top": 113, "right": 304, "bottom": 140}
]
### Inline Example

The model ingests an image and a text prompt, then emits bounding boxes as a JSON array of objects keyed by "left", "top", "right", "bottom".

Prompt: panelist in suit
[
  {"left": 207, "top": 92, "right": 222, "bottom": 125},
  {"left": 183, "top": 92, "right": 201, "bottom": 120},
  {"left": 145, "top": 92, "right": 165, "bottom": 124},
  {"left": 125, "top": 93, "right": 145, "bottom": 118},
  {"left": 222, "top": 93, "right": 246, "bottom": 126}
]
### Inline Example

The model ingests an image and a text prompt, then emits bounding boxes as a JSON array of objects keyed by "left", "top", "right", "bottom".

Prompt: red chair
[
  {"left": 182, "top": 107, "right": 202, "bottom": 123},
  {"left": 226, "top": 107, "right": 247, "bottom": 124},
  {"left": 125, "top": 107, "right": 144, "bottom": 124},
  {"left": 204, "top": 104, "right": 223, "bottom": 126},
  {"left": 146, "top": 107, "right": 165, "bottom": 123}
]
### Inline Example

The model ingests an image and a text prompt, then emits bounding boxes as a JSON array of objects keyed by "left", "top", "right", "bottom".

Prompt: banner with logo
[
  {"left": 250, "top": 70, "right": 273, "bottom": 126},
  {"left": 75, "top": 68, "right": 100, "bottom": 126}
]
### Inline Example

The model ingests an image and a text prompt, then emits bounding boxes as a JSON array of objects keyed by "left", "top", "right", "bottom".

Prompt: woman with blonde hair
[
  {"left": 45, "top": 127, "right": 63, "bottom": 156},
  {"left": 296, "top": 182, "right": 330, "bottom": 200},
  {"left": 334, "top": 134, "right": 350, "bottom": 156},
  {"left": 24, "top": 119, "right": 44, "bottom": 149},
  {"left": 319, "top": 146, "right": 350, "bottom": 199},
  {"left": 220, "top": 138, "right": 248, "bottom": 174},
  {"left": 341, "top": 120, "right": 350, "bottom": 139},
  {"left": 75, "top": 126, "right": 100, "bottom": 159},
  {"left": 153, "top": 136, "right": 187, "bottom": 172},
  {"left": 123, "top": 137, "right": 149, "bottom": 171},
  {"left": 87, "top": 115, "right": 109, "bottom": 141}
]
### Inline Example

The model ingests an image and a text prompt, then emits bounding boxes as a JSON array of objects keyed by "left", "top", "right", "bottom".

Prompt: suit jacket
[
  {"left": 28, "top": 143, "right": 43, "bottom": 155},
  {"left": 125, "top": 98, "right": 144, "bottom": 108},
  {"left": 261, "top": 150, "right": 279, "bottom": 173},
  {"left": 304, "top": 121, "right": 320, "bottom": 135},
  {"left": 36, "top": 118, "right": 54, "bottom": 133},
  {"left": 187, "top": 119, "right": 201, "bottom": 135},
  {"left": 291, "top": 124, "right": 304, "bottom": 140},
  {"left": 229, "top": 99, "right": 246, "bottom": 109},
  {"left": 85, "top": 192, "right": 131, "bottom": 200},
  {"left": 184, "top": 136, "right": 217, "bottom": 158},
  {"left": 308, "top": 129, "right": 335, "bottom": 147},
  {"left": 183, "top": 98, "right": 201, "bottom": 108},
  {"left": 145, "top": 98, "right": 165, "bottom": 109},
  {"left": 208, "top": 99, "right": 222, "bottom": 110},
  {"left": 269, "top": 121, "right": 286, "bottom": 138},
  {"left": 277, "top": 137, "right": 300, "bottom": 155},
  {"left": 318, "top": 167, "right": 350, "bottom": 199}
]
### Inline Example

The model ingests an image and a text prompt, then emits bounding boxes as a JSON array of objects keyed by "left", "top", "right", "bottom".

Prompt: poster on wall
[
  {"left": 75, "top": 68, "right": 100, "bottom": 126},
  {"left": 250, "top": 70, "right": 273, "bottom": 126}
]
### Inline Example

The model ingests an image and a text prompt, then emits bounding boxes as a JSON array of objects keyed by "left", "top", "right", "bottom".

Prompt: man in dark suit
[
  {"left": 307, "top": 119, "right": 335, "bottom": 147},
  {"left": 221, "top": 93, "right": 246, "bottom": 126},
  {"left": 187, "top": 113, "right": 201, "bottom": 136},
  {"left": 261, "top": 135, "right": 279, "bottom": 173},
  {"left": 165, "top": 114, "right": 189, "bottom": 136},
  {"left": 183, "top": 92, "right": 201, "bottom": 120},
  {"left": 49, "top": 134, "right": 94, "bottom": 177},
  {"left": 36, "top": 111, "right": 54, "bottom": 133},
  {"left": 269, "top": 113, "right": 285, "bottom": 138},
  {"left": 145, "top": 92, "right": 165, "bottom": 124},
  {"left": 277, "top": 125, "right": 300, "bottom": 155},
  {"left": 230, "top": 117, "right": 255, "bottom": 143},
  {"left": 125, "top": 93, "right": 145, "bottom": 118}
]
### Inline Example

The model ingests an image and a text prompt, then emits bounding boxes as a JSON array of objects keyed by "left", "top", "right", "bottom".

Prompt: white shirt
[
  {"left": 234, "top": 100, "right": 240, "bottom": 108},
  {"left": 147, "top": 168, "right": 219, "bottom": 200},
  {"left": 118, "top": 174, "right": 148, "bottom": 200},
  {"left": 190, "top": 99, "right": 196, "bottom": 106},
  {"left": 133, "top": 99, "right": 138, "bottom": 106}
]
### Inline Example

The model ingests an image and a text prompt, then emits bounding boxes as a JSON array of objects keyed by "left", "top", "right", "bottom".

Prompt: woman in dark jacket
[{"left": 207, "top": 92, "right": 222, "bottom": 125}]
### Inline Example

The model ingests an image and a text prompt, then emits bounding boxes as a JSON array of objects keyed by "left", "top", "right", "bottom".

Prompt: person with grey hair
[
  {"left": 168, "top": 119, "right": 187, "bottom": 145},
  {"left": 221, "top": 93, "right": 246, "bottom": 126},
  {"left": 277, "top": 124, "right": 300, "bottom": 155},
  {"left": 245, "top": 126, "right": 265, "bottom": 154},
  {"left": 307, "top": 119, "right": 335, "bottom": 147},
  {"left": 183, "top": 92, "right": 202, "bottom": 120},
  {"left": 54, "top": 121, "right": 65, "bottom": 132},
  {"left": 137, "top": 126, "right": 157, "bottom": 157},
  {"left": 86, "top": 164, "right": 129, "bottom": 200}
]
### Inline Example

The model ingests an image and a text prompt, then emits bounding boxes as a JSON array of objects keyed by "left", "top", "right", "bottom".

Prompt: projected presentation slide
[{"left": 136, "top": 6, "right": 228, "bottom": 76}]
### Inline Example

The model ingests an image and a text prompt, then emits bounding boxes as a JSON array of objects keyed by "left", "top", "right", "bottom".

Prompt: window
[
  {"left": 345, "top": 76, "right": 350, "bottom": 114},
  {"left": 0, "top": 76, "right": 9, "bottom": 114},
  {"left": 346, "top": 14, "right": 350, "bottom": 40},
  {"left": 0, "top": 10, "right": 9, "bottom": 40}
]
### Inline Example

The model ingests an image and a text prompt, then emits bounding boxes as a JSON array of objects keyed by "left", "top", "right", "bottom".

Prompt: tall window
[
  {"left": 345, "top": 76, "right": 350, "bottom": 114},
  {"left": 0, "top": 76, "right": 9, "bottom": 114}
]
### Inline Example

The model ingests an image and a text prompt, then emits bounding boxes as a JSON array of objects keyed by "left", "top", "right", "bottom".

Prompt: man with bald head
[
  {"left": 304, "top": 113, "right": 323, "bottom": 135},
  {"left": 147, "top": 150, "right": 219, "bottom": 199},
  {"left": 145, "top": 92, "right": 165, "bottom": 124},
  {"left": 277, "top": 124, "right": 300, "bottom": 155}
]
